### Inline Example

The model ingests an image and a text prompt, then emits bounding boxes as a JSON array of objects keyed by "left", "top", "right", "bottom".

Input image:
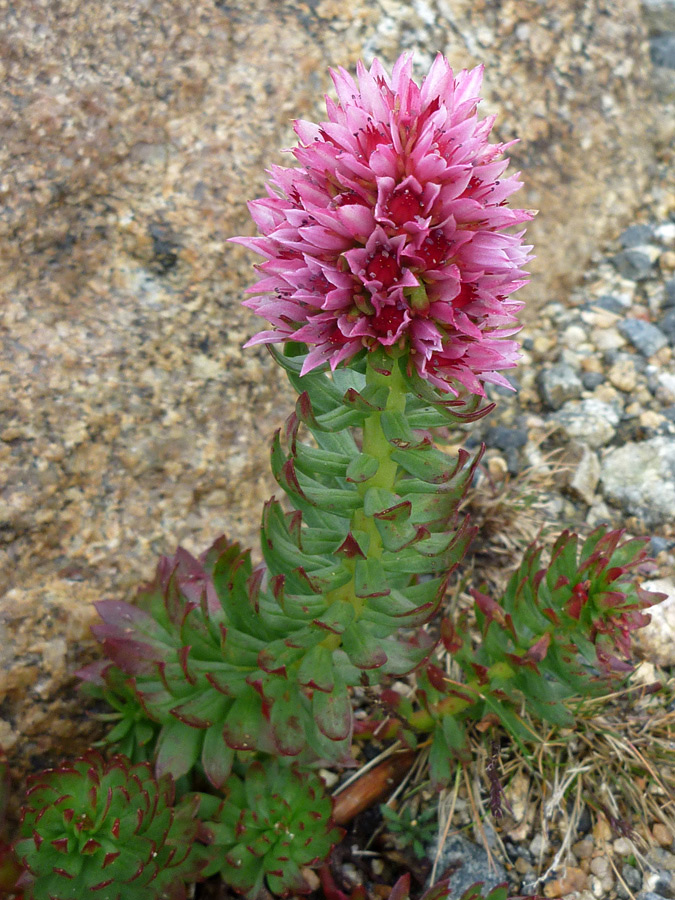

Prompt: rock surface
[{"left": 0, "top": 0, "right": 665, "bottom": 787}]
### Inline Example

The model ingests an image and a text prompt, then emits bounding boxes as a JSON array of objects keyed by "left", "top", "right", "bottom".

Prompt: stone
[
  {"left": 611, "top": 248, "right": 656, "bottom": 280},
  {"left": 590, "top": 857, "right": 611, "bottom": 878},
  {"left": 600, "top": 438, "right": 675, "bottom": 526},
  {"left": 623, "top": 865, "right": 643, "bottom": 891},
  {"left": 641, "top": 0, "right": 675, "bottom": 33},
  {"left": 558, "top": 441, "right": 601, "bottom": 504},
  {"left": 543, "top": 867, "right": 589, "bottom": 897},
  {"left": 539, "top": 363, "right": 584, "bottom": 409},
  {"left": 552, "top": 399, "right": 620, "bottom": 449},
  {"left": 620, "top": 224, "right": 656, "bottom": 247},
  {"left": 573, "top": 837, "right": 596, "bottom": 860},
  {"left": 633, "top": 578, "right": 675, "bottom": 666},
  {"left": 485, "top": 425, "right": 529, "bottom": 451},
  {"left": 653, "top": 824, "right": 675, "bottom": 848},
  {"left": 582, "top": 372, "right": 606, "bottom": 390},
  {"left": 608, "top": 357, "right": 639, "bottom": 392},
  {"left": 593, "top": 294, "right": 627, "bottom": 314},
  {"left": 595, "top": 327, "right": 629, "bottom": 351},
  {"left": 651, "top": 33, "right": 675, "bottom": 68},
  {"left": 664, "top": 279, "right": 675, "bottom": 307},
  {"left": 429, "top": 834, "right": 508, "bottom": 896},
  {"left": 660, "top": 308, "right": 675, "bottom": 343},
  {"left": 655, "top": 222, "right": 675, "bottom": 246},
  {"left": 619, "top": 318, "right": 669, "bottom": 356},
  {"left": 655, "top": 371, "right": 675, "bottom": 404},
  {"left": 530, "top": 834, "right": 550, "bottom": 857}
]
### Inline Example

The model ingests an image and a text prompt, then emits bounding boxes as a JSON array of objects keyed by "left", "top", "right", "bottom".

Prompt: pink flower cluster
[{"left": 234, "top": 54, "right": 533, "bottom": 395}]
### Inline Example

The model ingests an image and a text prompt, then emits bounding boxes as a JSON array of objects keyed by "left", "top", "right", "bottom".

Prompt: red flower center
[
  {"left": 417, "top": 231, "right": 451, "bottom": 269},
  {"left": 388, "top": 189, "right": 423, "bottom": 226},
  {"left": 371, "top": 305, "right": 405, "bottom": 336},
  {"left": 366, "top": 251, "right": 400, "bottom": 287}
]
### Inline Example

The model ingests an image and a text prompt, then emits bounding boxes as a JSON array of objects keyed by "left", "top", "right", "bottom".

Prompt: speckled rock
[
  {"left": 552, "top": 399, "right": 620, "bottom": 449},
  {"left": 0, "top": 0, "right": 663, "bottom": 787},
  {"left": 557, "top": 441, "right": 600, "bottom": 505},
  {"left": 600, "top": 437, "right": 675, "bottom": 526},
  {"left": 538, "top": 363, "right": 584, "bottom": 410},
  {"left": 429, "top": 834, "right": 508, "bottom": 896}
]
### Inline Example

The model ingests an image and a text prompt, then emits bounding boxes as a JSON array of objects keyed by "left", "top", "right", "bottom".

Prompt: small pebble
[
  {"left": 300, "top": 867, "right": 321, "bottom": 891},
  {"left": 608, "top": 358, "right": 638, "bottom": 392},
  {"left": 530, "top": 834, "right": 549, "bottom": 857},
  {"left": 538, "top": 363, "right": 584, "bottom": 409},
  {"left": 590, "top": 857, "right": 611, "bottom": 878},
  {"left": 573, "top": 837, "right": 596, "bottom": 860},
  {"left": 653, "top": 823, "right": 674, "bottom": 847},
  {"left": 544, "top": 867, "right": 589, "bottom": 897},
  {"left": 613, "top": 837, "right": 634, "bottom": 855},
  {"left": 611, "top": 248, "right": 655, "bottom": 281},
  {"left": 594, "top": 818, "right": 613, "bottom": 842},
  {"left": 562, "top": 324, "right": 590, "bottom": 348},
  {"left": 620, "top": 224, "right": 655, "bottom": 248},
  {"left": 660, "top": 250, "right": 675, "bottom": 273},
  {"left": 622, "top": 864, "right": 642, "bottom": 891},
  {"left": 595, "top": 328, "right": 627, "bottom": 351},
  {"left": 619, "top": 318, "right": 669, "bottom": 356}
]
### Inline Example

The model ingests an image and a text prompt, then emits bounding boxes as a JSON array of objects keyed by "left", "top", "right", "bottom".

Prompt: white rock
[
  {"left": 600, "top": 437, "right": 675, "bottom": 526},
  {"left": 553, "top": 399, "right": 620, "bottom": 449}
]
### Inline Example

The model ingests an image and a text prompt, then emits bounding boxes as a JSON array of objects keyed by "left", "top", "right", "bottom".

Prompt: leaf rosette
[
  {"left": 198, "top": 760, "right": 343, "bottom": 899},
  {"left": 14, "top": 750, "right": 205, "bottom": 900}
]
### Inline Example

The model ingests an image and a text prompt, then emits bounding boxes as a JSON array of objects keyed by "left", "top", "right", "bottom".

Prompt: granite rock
[
  {"left": 552, "top": 399, "right": 620, "bottom": 449},
  {"left": 557, "top": 441, "right": 600, "bottom": 505},
  {"left": 538, "top": 363, "right": 583, "bottom": 410},
  {"left": 429, "top": 834, "right": 508, "bottom": 896},
  {"left": 0, "top": 0, "right": 662, "bottom": 780},
  {"left": 600, "top": 437, "right": 675, "bottom": 526}
]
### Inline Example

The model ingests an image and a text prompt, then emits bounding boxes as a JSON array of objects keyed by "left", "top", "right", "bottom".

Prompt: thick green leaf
[
  {"left": 346, "top": 452, "right": 380, "bottom": 483},
  {"left": 296, "top": 644, "right": 335, "bottom": 692},
  {"left": 354, "top": 557, "right": 390, "bottom": 598},
  {"left": 201, "top": 721, "right": 235, "bottom": 788},
  {"left": 155, "top": 718, "right": 203, "bottom": 780},
  {"left": 312, "top": 675, "right": 352, "bottom": 741},
  {"left": 222, "top": 688, "right": 263, "bottom": 751},
  {"left": 341, "top": 623, "right": 388, "bottom": 669}
]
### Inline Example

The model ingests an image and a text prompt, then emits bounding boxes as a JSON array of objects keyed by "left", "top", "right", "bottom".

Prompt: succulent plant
[
  {"left": 14, "top": 750, "right": 206, "bottom": 900},
  {"left": 382, "top": 526, "right": 663, "bottom": 785},
  {"left": 87, "top": 345, "right": 483, "bottom": 784},
  {"left": 77, "top": 661, "right": 160, "bottom": 764},
  {"left": 198, "top": 759, "right": 343, "bottom": 898}
]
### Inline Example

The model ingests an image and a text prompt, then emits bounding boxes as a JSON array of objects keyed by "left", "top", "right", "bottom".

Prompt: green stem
[
  {"left": 353, "top": 355, "right": 407, "bottom": 556},
  {"left": 320, "top": 355, "right": 407, "bottom": 648}
]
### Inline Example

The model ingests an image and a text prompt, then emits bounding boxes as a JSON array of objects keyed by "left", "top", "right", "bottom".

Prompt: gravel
[{"left": 465, "top": 196, "right": 675, "bottom": 560}]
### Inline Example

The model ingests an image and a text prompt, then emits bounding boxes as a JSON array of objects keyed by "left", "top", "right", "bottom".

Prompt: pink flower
[{"left": 233, "top": 54, "right": 533, "bottom": 395}]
